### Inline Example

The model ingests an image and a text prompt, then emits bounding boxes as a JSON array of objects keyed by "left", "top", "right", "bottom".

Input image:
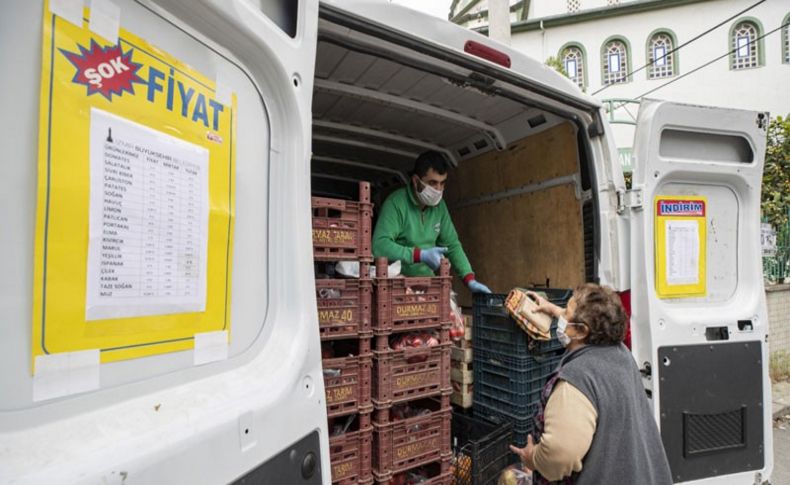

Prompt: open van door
[
  {"left": 0, "top": 1, "right": 324, "bottom": 483},
  {"left": 629, "top": 99, "right": 772, "bottom": 484}
]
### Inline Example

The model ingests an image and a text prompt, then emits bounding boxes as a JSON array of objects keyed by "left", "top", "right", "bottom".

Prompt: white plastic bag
[
  {"left": 449, "top": 291, "right": 465, "bottom": 341},
  {"left": 335, "top": 260, "right": 401, "bottom": 278}
]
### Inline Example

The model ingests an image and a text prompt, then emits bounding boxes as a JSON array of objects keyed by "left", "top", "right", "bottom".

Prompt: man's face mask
[{"left": 415, "top": 177, "right": 443, "bottom": 207}]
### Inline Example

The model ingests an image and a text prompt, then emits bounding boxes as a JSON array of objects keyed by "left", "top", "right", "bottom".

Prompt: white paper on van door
[
  {"left": 665, "top": 219, "right": 700, "bottom": 286},
  {"left": 85, "top": 108, "right": 209, "bottom": 320}
]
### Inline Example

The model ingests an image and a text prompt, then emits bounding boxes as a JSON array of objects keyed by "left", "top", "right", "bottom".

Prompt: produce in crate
[
  {"left": 389, "top": 402, "right": 432, "bottom": 422},
  {"left": 497, "top": 463, "right": 533, "bottom": 485},
  {"left": 329, "top": 414, "right": 357, "bottom": 437},
  {"left": 448, "top": 292, "right": 465, "bottom": 341},
  {"left": 318, "top": 288, "right": 342, "bottom": 299},
  {"left": 336, "top": 260, "right": 401, "bottom": 278},
  {"left": 504, "top": 289, "right": 552, "bottom": 341},
  {"left": 389, "top": 332, "right": 440, "bottom": 350},
  {"left": 389, "top": 331, "right": 440, "bottom": 363},
  {"left": 322, "top": 344, "right": 335, "bottom": 359},
  {"left": 390, "top": 466, "right": 433, "bottom": 485},
  {"left": 322, "top": 339, "right": 367, "bottom": 359},
  {"left": 453, "top": 453, "right": 472, "bottom": 483}
]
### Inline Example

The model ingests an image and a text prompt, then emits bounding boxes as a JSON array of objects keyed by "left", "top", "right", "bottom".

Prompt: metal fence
[{"left": 764, "top": 209, "right": 790, "bottom": 284}]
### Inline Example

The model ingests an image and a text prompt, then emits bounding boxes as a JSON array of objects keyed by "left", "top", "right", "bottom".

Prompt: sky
[{"left": 389, "top": 0, "right": 453, "bottom": 19}]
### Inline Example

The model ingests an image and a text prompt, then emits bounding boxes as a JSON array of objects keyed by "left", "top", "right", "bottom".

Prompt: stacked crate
[
  {"left": 313, "top": 182, "right": 374, "bottom": 485},
  {"left": 450, "top": 315, "right": 473, "bottom": 409},
  {"left": 451, "top": 411, "right": 513, "bottom": 485},
  {"left": 471, "top": 290, "right": 570, "bottom": 447},
  {"left": 371, "top": 257, "right": 454, "bottom": 485}
]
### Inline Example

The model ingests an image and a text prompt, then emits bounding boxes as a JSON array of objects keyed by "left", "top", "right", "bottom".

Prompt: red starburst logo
[{"left": 59, "top": 39, "right": 144, "bottom": 101}]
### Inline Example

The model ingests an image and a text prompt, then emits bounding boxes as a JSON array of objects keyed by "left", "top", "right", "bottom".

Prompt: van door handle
[{"left": 639, "top": 362, "right": 652, "bottom": 379}]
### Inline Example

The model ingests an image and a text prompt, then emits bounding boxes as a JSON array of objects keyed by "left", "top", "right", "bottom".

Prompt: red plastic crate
[
  {"left": 374, "top": 258, "right": 451, "bottom": 334},
  {"left": 323, "top": 339, "right": 373, "bottom": 418},
  {"left": 329, "top": 412, "right": 373, "bottom": 484},
  {"left": 374, "top": 455, "right": 453, "bottom": 485},
  {"left": 313, "top": 182, "right": 372, "bottom": 262},
  {"left": 372, "top": 395, "right": 451, "bottom": 478},
  {"left": 372, "top": 344, "right": 451, "bottom": 406},
  {"left": 317, "top": 271, "right": 373, "bottom": 340}
]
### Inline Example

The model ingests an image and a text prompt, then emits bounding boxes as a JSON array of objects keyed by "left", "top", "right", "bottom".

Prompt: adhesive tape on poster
[
  {"left": 89, "top": 0, "right": 120, "bottom": 44},
  {"left": 33, "top": 349, "right": 100, "bottom": 402},
  {"left": 214, "top": 77, "right": 233, "bottom": 107},
  {"left": 194, "top": 330, "right": 229, "bottom": 365},
  {"left": 49, "top": 0, "right": 85, "bottom": 28}
]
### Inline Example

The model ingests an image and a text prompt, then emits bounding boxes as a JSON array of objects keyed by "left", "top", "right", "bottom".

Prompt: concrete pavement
[
  {"left": 773, "top": 381, "right": 790, "bottom": 485},
  {"left": 774, "top": 381, "right": 790, "bottom": 419},
  {"left": 773, "top": 413, "right": 790, "bottom": 485}
]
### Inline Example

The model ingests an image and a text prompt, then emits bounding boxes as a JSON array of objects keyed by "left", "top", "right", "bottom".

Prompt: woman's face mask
[
  {"left": 415, "top": 178, "right": 443, "bottom": 207},
  {"left": 556, "top": 315, "right": 586, "bottom": 347}
]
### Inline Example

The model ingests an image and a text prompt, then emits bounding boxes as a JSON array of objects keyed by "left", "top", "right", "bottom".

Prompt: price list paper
[
  {"left": 86, "top": 108, "right": 209, "bottom": 320},
  {"left": 654, "top": 196, "right": 707, "bottom": 298}
]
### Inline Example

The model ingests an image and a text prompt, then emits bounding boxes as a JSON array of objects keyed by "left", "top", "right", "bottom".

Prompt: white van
[{"left": 0, "top": 0, "right": 773, "bottom": 483}]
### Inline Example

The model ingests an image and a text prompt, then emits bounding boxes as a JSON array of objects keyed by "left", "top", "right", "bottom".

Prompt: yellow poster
[
  {"left": 654, "top": 196, "right": 706, "bottom": 298},
  {"left": 32, "top": 3, "right": 235, "bottom": 367}
]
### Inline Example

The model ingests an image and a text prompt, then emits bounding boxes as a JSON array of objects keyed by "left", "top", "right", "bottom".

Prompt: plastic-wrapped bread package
[{"left": 504, "top": 288, "right": 552, "bottom": 341}]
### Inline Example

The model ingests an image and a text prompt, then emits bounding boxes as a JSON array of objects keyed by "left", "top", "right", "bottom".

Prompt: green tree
[
  {"left": 762, "top": 115, "right": 790, "bottom": 228},
  {"left": 544, "top": 56, "right": 567, "bottom": 77}
]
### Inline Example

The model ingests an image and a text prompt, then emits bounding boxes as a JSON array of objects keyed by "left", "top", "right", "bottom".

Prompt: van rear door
[
  {"left": 629, "top": 99, "right": 772, "bottom": 484},
  {"left": 0, "top": 1, "right": 323, "bottom": 483}
]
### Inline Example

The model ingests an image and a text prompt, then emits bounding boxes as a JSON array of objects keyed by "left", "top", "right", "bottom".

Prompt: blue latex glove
[
  {"left": 419, "top": 246, "right": 448, "bottom": 271},
  {"left": 468, "top": 279, "right": 492, "bottom": 294}
]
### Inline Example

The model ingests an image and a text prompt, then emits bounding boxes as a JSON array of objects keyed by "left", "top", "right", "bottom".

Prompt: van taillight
[
  {"left": 618, "top": 290, "right": 632, "bottom": 350},
  {"left": 464, "top": 40, "right": 511, "bottom": 68}
]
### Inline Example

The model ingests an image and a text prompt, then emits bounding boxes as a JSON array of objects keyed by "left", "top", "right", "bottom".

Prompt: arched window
[
  {"left": 783, "top": 14, "right": 790, "bottom": 64},
  {"left": 602, "top": 39, "right": 628, "bottom": 85},
  {"left": 562, "top": 45, "right": 586, "bottom": 89},
  {"left": 731, "top": 21, "right": 760, "bottom": 70},
  {"left": 648, "top": 32, "right": 675, "bottom": 79},
  {"left": 567, "top": 0, "right": 580, "bottom": 14}
]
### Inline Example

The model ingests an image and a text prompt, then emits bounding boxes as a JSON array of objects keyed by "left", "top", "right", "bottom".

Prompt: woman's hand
[
  {"left": 526, "top": 291, "right": 563, "bottom": 318},
  {"left": 509, "top": 435, "right": 537, "bottom": 471}
]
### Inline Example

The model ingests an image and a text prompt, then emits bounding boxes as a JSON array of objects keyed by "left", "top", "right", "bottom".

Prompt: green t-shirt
[{"left": 372, "top": 186, "right": 473, "bottom": 278}]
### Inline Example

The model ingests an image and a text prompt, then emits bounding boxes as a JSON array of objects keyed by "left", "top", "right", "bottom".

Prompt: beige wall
[{"left": 768, "top": 284, "right": 790, "bottom": 355}]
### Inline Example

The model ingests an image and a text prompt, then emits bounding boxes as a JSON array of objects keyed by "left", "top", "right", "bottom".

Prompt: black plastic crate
[
  {"left": 474, "top": 353, "right": 561, "bottom": 416},
  {"left": 473, "top": 385, "right": 540, "bottom": 422},
  {"left": 472, "top": 402, "right": 535, "bottom": 448},
  {"left": 452, "top": 411, "right": 513, "bottom": 485},
  {"left": 473, "top": 289, "right": 572, "bottom": 358},
  {"left": 474, "top": 348, "right": 562, "bottom": 381}
]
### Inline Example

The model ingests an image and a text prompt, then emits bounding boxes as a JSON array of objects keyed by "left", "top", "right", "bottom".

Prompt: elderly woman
[{"left": 509, "top": 284, "right": 672, "bottom": 485}]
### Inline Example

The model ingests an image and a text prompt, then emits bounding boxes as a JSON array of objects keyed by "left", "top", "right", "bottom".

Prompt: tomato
[
  {"left": 391, "top": 472, "right": 408, "bottom": 485},
  {"left": 321, "top": 345, "right": 334, "bottom": 359}
]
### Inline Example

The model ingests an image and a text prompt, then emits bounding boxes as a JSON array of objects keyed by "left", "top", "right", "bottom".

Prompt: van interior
[{"left": 311, "top": 11, "right": 599, "bottom": 305}]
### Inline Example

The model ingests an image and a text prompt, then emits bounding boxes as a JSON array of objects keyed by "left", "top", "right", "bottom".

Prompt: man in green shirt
[{"left": 372, "top": 151, "right": 491, "bottom": 293}]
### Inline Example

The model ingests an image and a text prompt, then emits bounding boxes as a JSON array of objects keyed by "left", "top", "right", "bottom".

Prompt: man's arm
[
  {"left": 372, "top": 195, "right": 416, "bottom": 264},
  {"left": 436, "top": 204, "right": 474, "bottom": 282}
]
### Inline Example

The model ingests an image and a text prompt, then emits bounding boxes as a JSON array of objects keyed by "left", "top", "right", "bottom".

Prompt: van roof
[{"left": 320, "top": 0, "right": 601, "bottom": 110}]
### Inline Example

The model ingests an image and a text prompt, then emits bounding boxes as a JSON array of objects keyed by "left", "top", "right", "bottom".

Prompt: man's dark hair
[
  {"left": 413, "top": 151, "right": 449, "bottom": 178},
  {"left": 571, "top": 283, "right": 627, "bottom": 346}
]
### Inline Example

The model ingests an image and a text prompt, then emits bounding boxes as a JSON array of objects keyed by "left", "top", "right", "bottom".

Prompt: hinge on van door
[{"left": 616, "top": 189, "right": 643, "bottom": 214}]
